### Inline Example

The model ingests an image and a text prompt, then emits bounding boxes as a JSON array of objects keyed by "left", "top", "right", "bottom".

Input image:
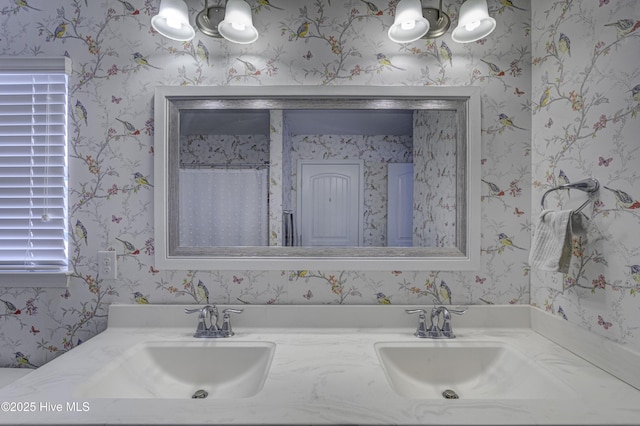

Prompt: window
[{"left": 0, "top": 57, "right": 70, "bottom": 287}]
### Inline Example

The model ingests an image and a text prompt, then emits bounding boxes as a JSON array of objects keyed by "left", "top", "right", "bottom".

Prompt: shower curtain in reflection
[{"left": 179, "top": 168, "right": 268, "bottom": 246}]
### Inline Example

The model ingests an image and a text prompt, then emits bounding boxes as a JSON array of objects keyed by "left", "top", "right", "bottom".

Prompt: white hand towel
[{"left": 529, "top": 210, "right": 588, "bottom": 273}]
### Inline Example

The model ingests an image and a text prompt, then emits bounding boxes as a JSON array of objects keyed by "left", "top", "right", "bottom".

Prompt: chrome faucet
[
  {"left": 406, "top": 305, "right": 465, "bottom": 338},
  {"left": 185, "top": 305, "right": 243, "bottom": 338}
]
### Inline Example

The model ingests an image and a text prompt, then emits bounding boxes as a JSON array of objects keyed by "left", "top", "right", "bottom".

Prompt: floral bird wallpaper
[
  {"left": 0, "top": 0, "right": 637, "bottom": 369},
  {"left": 530, "top": 1, "right": 640, "bottom": 348}
]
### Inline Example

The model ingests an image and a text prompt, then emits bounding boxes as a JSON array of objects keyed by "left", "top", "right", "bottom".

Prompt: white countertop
[
  {"left": 0, "top": 369, "right": 32, "bottom": 390},
  {"left": 1, "top": 304, "right": 639, "bottom": 425}
]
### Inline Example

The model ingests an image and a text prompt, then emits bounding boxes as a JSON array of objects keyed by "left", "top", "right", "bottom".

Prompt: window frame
[{"left": 0, "top": 57, "right": 71, "bottom": 288}]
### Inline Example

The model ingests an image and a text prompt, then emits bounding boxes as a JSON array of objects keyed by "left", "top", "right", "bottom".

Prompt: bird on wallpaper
[
  {"left": 292, "top": 270, "right": 309, "bottom": 280},
  {"left": 557, "top": 170, "right": 570, "bottom": 186},
  {"left": 480, "top": 59, "right": 504, "bottom": 76},
  {"left": 498, "top": 113, "right": 527, "bottom": 131},
  {"left": 132, "top": 52, "right": 161, "bottom": 69},
  {"left": 439, "top": 41, "right": 452, "bottom": 66},
  {"left": 133, "top": 172, "right": 153, "bottom": 188},
  {"left": 296, "top": 21, "right": 309, "bottom": 39},
  {"left": 558, "top": 33, "right": 571, "bottom": 57},
  {"left": 117, "top": 0, "right": 137, "bottom": 14},
  {"left": 628, "top": 265, "right": 640, "bottom": 285},
  {"left": 14, "top": 352, "right": 38, "bottom": 369},
  {"left": 197, "top": 40, "right": 210, "bottom": 65},
  {"left": 498, "top": 233, "right": 526, "bottom": 250},
  {"left": 237, "top": 58, "right": 258, "bottom": 75},
  {"left": 377, "top": 53, "right": 405, "bottom": 71},
  {"left": 557, "top": 306, "right": 567, "bottom": 320},
  {"left": 603, "top": 186, "right": 640, "bottom": 209},
  {"left": 360, "top": 0, "right": 383, "bottom": 16},
  {"left": 376, "top": 292, "right": 391, "bottom": 304},
  {"left": 116, "top": 237, "right": 138, "bottom": 255},
  {"left": 54, "top": 22, "right": 66, "bottom": 39},
  {"left": 439, "top": 281, "right": 452, "bottom": 303},
  {"left": 197, "top": 280, "right": 210, "bottom": 304},
  {"left": 75, "top": 219, "right": 88, "bottom": 245},
  {"left": 605, "top": 19, "right": 640, "bottom": 38},
  {"left": 499, "top": 0, "right": 527, "bottom": 11},
  {"left": 630, "top": 84, "right": 640, "bottom": 103},
  {"left": 481, "top": 179, "right": 504, "bottom": 197},
  {"left": 538, "top": 86, "right": 551, "bottom": 110},
  {"left": 116, "top": 117, "right": 136, "bottom": 134},
  {"left": 75, "top": 100, "right": 87, "bottom": 126},
  {"left": 16, "top": 0, "right": 41, "bottom": 11},
  {"left": 133, "top": 292, "right": 149, "bottom": 304},
  {"left": 0, "top": 299, "right": 20, "bottom": 315},
  {"left": 257, "top": 0, "right": 284, "bottom": 10}
]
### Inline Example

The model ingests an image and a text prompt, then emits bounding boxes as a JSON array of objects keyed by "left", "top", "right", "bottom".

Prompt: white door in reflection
[
  {"left": 387, "top": 163, "right": 414, "bottom": 247},
  {"left": 297, "top": 161, "right": 363, "bottom": 247}
]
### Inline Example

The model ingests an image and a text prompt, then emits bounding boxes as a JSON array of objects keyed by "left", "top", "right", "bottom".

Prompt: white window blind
[{"left": 0, "top": 57, "right": 70, "bottom": 287}]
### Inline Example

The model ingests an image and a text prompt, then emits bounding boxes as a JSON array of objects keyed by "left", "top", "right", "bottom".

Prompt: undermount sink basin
[
  {"left": 375, "top": 341, "right": 572, "bottom": 399},
  {"left": 77, "top": 341, "right": 275, "bottom": 399}
]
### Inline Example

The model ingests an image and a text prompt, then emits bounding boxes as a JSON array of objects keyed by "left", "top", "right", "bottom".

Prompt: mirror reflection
[
  {"left": 178, "top": 108, "right": 457, "bottom": 249},
  {"left": 179, "top": 109, "right": 271, "bottom": 247}
]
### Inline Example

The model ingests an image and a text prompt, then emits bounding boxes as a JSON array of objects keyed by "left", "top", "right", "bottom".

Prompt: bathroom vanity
[{"left": 0, "top": 304, "right": 639, "bottom": 425}]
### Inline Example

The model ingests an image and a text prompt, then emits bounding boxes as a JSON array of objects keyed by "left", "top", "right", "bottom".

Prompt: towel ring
[{"left": 540, "top": 178, "right": 600, "bottom": 214}]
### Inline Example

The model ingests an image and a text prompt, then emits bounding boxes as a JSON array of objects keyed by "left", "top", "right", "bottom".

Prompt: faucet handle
[
  {"left": 440, "top": 306, "right": 465, "bottom": 338},
  {"left": 405, "top": 309, "right": 431, "bottom": 338},
  {"left": 220, "top": 308, "right": 243, "bottom": 337}
]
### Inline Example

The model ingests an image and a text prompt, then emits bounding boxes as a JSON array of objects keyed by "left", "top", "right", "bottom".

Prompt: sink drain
[
  {"left": 442, "top": 389, "right": 459, "bottom": 399},
  {"left": 192, "top": 389, "right": 208, "bottom": 399}
]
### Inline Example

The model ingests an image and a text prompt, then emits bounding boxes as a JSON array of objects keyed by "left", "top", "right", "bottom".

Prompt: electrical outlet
[{"left": 98, "top": 250, "right": 117, "bottom": 280}]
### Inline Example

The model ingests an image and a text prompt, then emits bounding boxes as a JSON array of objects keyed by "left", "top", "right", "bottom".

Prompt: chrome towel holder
[{"left": 540, "top": 178, "right": 600, "bottom": 214}]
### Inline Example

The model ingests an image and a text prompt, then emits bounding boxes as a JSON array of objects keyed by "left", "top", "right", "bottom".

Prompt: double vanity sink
[{"left": 1, "top": 304, "right": 639, "bottom": 424}]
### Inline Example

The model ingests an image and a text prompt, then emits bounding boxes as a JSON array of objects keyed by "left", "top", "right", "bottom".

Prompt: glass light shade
[
  {"left": 218, "top": 0, "right": 259, "bottom": 44},
  {"left": 151, "top": 0, "right": 195, "bottom": 41},
  {"left": 388, "top": 0, "right": 430, "bottom": 43},
  {"left": 451, "top": 0, "right": 496, "bottom": 43}
]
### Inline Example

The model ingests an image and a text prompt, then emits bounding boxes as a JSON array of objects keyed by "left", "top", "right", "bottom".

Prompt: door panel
[
  {"left": 298, "top": 161, "right": 362, "bottom": 247},
  {"left": 387, "top": 163, "right": 413, "bottom": 247}
]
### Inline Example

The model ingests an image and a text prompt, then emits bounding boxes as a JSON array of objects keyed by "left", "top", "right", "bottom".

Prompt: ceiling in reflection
[{"left": 181, "top": 109, "right": 414, "bottom": 136}]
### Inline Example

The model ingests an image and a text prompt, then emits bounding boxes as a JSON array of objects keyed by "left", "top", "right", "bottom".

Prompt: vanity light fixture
[
  {"left": 388, "top": 0, "right": 430, "bottom": 43},
  {"left": 388, "top": 0, "right": 451, "bottom": 43},
  {"left": 451, "top": 0, "right": 496, "bottom": 43},
  {"left": 151, "top": 0, "right": 196, "bottom": 41},
  {"left": 388, "top": 0, "right": 496, "bottom": 44},
  {"left": 152, "top": 0, "right": 258, "bottom": 44}
]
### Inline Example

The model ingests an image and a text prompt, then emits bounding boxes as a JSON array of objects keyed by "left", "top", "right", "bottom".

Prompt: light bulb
[
  {"left": 166, "top": 17, "right": 182, "bottom": 29},
  {"left": 232, "top": 22, "right": 246, "bottom": 31},
  {"left": 465, "top": 20, "right": 481, "bottom": 31},
  {"left": 401, "top": 20, "right": 416, "bottom": 31}
]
